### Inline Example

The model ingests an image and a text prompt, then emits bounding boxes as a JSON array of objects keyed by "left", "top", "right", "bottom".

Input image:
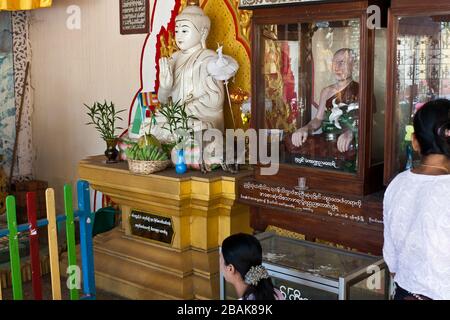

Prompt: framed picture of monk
[{"left": 260, "top": 21, "right": 361, "bottom": 173}]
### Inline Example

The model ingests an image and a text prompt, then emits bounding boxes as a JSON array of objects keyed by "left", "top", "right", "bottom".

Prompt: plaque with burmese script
[
  {"left": 129, "top": 210, "right": 174, "bottom": 245},
  {"left": 120, "top": 0, "right": 150, "bottom": 35},
  {"left": 238, "top": 178, "right": 384, "bottom": 226}
]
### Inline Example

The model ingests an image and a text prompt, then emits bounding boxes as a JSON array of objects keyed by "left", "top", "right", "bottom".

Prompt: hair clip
[
  {"left": 244, "top": 265, "right": 269, "bottom": 286},
  {"left": 437, "top": 121, "right": 450, "bottom": 138}
]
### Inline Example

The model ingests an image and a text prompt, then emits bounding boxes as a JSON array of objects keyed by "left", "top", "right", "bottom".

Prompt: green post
[
  {"left": 6, "top": 196, "right": 23, "bottom": 300},
  {"left": 64, "top": 184, "right": 79, "bottom": 300}
]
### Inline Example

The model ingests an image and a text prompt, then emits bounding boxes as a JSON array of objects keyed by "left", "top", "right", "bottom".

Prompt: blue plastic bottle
[{"left": 175, "top": 149, "right": 187, "bottom": 174}]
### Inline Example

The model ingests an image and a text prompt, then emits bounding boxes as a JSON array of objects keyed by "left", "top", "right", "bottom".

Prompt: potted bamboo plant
[
  {"left": 159, "top": 99, "right": 198, "bottom": 173},
  {"left": 85, "top": 101, "right": 125, "bottom": 163}
]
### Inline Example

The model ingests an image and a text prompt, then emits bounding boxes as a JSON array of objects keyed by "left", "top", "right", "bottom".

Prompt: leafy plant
[
  {"left": 158, "top": 99, "right": 198, "bottom": 143},
  {"left": 125, "top": 142, "right": 169, "bottom": 161},
  {"left": 85, "top": 101, "right": 126, "bottom": 140}
]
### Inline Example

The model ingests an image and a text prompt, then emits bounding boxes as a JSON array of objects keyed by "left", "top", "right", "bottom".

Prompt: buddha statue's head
[
  {"left": 332, "top": 48, "right": 355, "bottom": 82},
  {"left": 175, "top": 5, "right": 211, "bottom": 51}
]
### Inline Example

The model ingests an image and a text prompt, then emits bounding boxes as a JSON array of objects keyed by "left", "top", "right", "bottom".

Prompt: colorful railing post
[
  {"left": 26, "top": 192, "right": 43, "bottom": 300},
  {"left": 64, "top": 184, "right": 79, "bottom": 300},
  {"left": 78, "top": 180, "right": 96, "bottom": 299},
  {"left": 6, "top": 196, "right": 23, "bottom": 300},
  {"left": 46, "top": 188, "right": 62, "bottom": 300},
  {"left": 0, "top": 181, "right": 97, "bottom": 301}
]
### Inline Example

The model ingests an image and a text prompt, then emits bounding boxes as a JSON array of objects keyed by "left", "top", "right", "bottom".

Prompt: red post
[{"left": 26, "top": 192, "right": 43, "bottom": 300}]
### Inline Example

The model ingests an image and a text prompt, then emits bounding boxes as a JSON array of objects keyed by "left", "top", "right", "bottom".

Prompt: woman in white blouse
[{"left": 383, "top": 99, "right": 450, "bottom": 300}]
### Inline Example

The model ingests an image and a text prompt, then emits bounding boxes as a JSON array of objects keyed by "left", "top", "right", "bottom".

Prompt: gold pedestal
[{"left": 78, "top": 156, "right": 252, "bottom": 299}]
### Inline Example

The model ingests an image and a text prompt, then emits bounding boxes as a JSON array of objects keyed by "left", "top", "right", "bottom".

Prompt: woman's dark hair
[
  {"left": 413, "top": 99, "right": 450, "bottom": 157},
  {"left": 221, "top": 233, "right": 276, "bottom": 300}
]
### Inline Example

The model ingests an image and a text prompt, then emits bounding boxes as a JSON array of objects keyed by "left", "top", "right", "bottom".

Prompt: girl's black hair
[
  {"left": 413, "top": 99, "right": 450, "bottom": 158},
  {"left": 221, "top": 233, "right": 276, "bottom": 300}
]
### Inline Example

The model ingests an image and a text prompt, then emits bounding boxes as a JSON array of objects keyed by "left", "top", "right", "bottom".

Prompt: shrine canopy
[{"left": 0, "top": 0, "right": 52, "bottom": 11}]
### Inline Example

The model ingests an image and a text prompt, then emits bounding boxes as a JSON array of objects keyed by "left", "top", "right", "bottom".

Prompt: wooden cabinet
[
  {"left": 238, "top": 0, "right": 389, "bottom": 254},
  {"left": 384, "top": 0, "right": 450, "bottom": 183}
]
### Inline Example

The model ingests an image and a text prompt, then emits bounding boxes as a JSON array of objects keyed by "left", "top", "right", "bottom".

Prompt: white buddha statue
[{"left": 149, "top": 5, "right": 225, "bottom": 143}]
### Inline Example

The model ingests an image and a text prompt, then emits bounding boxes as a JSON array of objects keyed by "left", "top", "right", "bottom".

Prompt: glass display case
[
  {"left": 236, "top": 0, "right": 389, "bottom": 255},
  {"left": 385, "top": 0, "right": 450, "bottom": 183},
  {"left": 220, "top": 232, "right": 390, "bottom": 300},
  {"left": 247, "top": 0, "right": 388, "bottom": 196},
  {"left": 261, "top": 21, "right": 361, "bottom": 173}
]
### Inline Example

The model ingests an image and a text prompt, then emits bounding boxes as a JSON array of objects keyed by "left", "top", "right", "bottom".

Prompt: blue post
[{"left": 77, "top": 180, "right": 96, "bottom": 299}]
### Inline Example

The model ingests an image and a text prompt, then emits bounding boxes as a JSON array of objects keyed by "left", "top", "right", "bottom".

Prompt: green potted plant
[
  {"left": 85, "top": 101, "right": 126, "bottom": 163},
  {"left": 158, "top": 99, "right": 198, "bottom": 172},
  {"left": 159, "top": 99, "right": 197, "bottom": 140},
  {"left": 123, "top": 140, "right": 171, "bottom": 175}
]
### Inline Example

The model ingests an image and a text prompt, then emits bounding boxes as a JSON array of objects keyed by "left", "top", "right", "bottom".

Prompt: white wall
[{"left": 30, "top": 0, "right": 147, "bottom": 209}]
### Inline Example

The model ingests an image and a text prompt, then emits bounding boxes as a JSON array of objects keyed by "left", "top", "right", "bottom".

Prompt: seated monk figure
[{"left": 291, "top": 48, "right": 359, "bottom": 153}]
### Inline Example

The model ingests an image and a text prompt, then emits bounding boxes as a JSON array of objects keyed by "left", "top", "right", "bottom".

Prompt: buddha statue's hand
[
  {"left": 159, "top": 57, "right": 173, "bottom": 90},
  {"left": 337, "top": 130, "right": 353, "bottom": 153}
]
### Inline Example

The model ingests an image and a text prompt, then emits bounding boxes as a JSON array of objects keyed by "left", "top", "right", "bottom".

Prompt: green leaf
[{"left": 84, "top": 100, "right": 125, "bottom": 141}]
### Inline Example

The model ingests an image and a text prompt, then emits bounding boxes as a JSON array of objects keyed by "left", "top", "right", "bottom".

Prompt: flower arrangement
[{"left": 322, "top": 98, "right": 359, "bottom": 135}]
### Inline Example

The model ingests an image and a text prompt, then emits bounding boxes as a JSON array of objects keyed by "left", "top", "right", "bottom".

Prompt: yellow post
[
  {"left": 0, "top": 279, "right": 2, "bottom": 300},
  {"left": 46, "top": 188, "right": 62, "bottom": 300}
]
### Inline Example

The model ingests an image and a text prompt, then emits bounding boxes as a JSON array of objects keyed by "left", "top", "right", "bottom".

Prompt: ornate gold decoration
[
  {"left": 265, "top": 226, "right": 358, "bottom": 252},
  {"left": 262, "top": 32, "right": 297, "bottom": 132},
  {"left": 316, "top": 238, "right": 359, "bottom": 252},
  {"left": 159, "top": 32, "right": 178, "bottom": 58},
  {"left": 234, "top": 0, "right": 252, "bottom": 42},
  {"left": 159, "top": 34, "right": 169, "bottom": 58},
  {"left": 167, "top": 32, "right": 178, "bottom": 56},
  {"left": 179, "top": 0, "right": 187, "bottom": 12},
  {"left": 266, "top": 225, "right": 306, "bottom": 241},
  {"left": 230, "top": 87, "right": 251, "bottom": 126},
  {"left": 188, "top": 0, "right": 200, "bottom": 5},
  {"left": 230, "top": 87, "right": 249, "bottom": 104},
  {"left": 179, "top": 0, "right": 199, "bottom": 12},
  {"left": 240, "top": 0, "right": 304, "bottom": 8}
]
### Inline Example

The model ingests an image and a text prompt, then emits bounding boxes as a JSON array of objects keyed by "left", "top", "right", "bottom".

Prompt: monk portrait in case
[{"left": 284, "top": 48, "right": 359, "bottom": 171}]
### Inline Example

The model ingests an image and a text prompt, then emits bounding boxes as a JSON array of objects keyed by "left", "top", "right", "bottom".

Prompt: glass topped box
[{"left": 220, "top": 232, "right": 391, "bottom": 300}]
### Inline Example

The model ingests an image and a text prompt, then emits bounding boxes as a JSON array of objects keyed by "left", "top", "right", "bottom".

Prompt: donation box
[{"left": 220, "top": 232, "right": 390, "bottom": 300}]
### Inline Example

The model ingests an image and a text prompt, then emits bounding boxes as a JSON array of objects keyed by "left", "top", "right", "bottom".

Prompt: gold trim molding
[{"left": 239, "top": 0, "right": 323, "bottom": 9}]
